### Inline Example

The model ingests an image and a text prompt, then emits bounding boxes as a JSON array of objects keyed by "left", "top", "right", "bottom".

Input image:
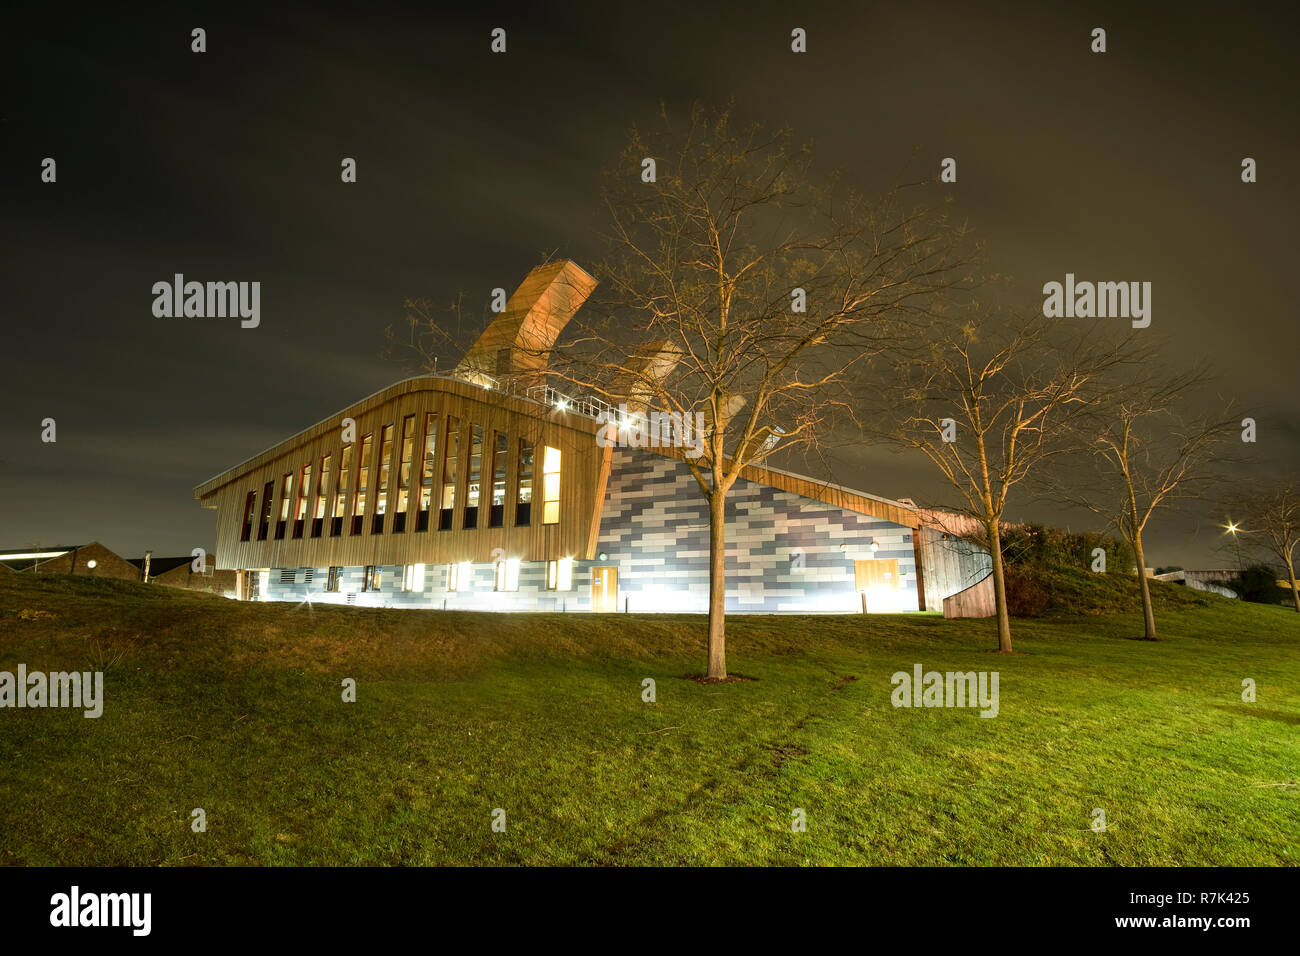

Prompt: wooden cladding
[
  {"left": 651, "top": 443, "right": 920, "bottom": 529},
  {"left": 197, "top": 377, "right": 610, "bottom": 569}
]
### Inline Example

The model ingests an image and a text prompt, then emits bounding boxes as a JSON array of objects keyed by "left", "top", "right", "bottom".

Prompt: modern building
[{"left": 194, "top": 261, "right": 989, "bottom": 613}]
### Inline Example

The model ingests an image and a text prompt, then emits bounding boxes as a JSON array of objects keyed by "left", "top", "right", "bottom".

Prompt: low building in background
[
  {"left": 0, "top": 542, "right": 141, "bottom": 581},
  {"left": 127, "top": 554, "right": 239, "bottom": 597}
]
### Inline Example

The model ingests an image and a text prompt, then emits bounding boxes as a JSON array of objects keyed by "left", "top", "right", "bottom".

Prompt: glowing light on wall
[{"left": 861, "top": 584, "right": 902, "bottom": 612}]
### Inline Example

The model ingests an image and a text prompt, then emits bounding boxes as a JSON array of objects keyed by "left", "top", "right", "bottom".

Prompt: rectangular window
[
  {"left": 494, "top": 557, "right": 520, "bottom": 592},
  {"left": 464, "top": 424, "right": 484, "bottom": 529},
  {"left": 542, "top": 446, "right": 561, "bottom": 525},
  {"left": 440, "top": 417, "right": 459, "bottom": 531},
  {"left": 332, "top": 445, "right": 353, "bottom": 536},
  {"left": 373, "top": 424, "right": 394, "bottom": 534},
  {"left": 516, "top": 439, "right": 534, "bottom": 526},
  {"left": 326, "top": 566, "right": 342, "bottom": 592},
  {"left": 395, "top": 414, "right": 416, "bottom": 533},
  {"left": 293, "top": 463, "right": 312, "bottom": 538},
  {"left": 352, "top": 433, "right": 372, "bottom": 535},
  {"left": 276, "top": 472, "right": 293, "bottom": 539},
  {"left": 312, "top": 454, "right": 330, "bottom": 537},
  {"left": 362, "top": 565, "right": 382, "bottom": 592},
  {"left": 402, "top": 563, "right": 425, "bottom": 592},
  {"left": 257, "top": 480, "right": 274, "bottom": 540},
  {"left": 417, "top": 412, "right": 438, "bottom": 532},
  {"left": 546, "top": 558, "right": 573, "bottom": 591},
  {"left": 489, "top": 432, "right": 508, "bottom": 527},
  {"left": 240, "top": 490, "right": 257, "bottom": 541},
  {"left": 447, "top": 561, "right": 471, "bottom": 592}
]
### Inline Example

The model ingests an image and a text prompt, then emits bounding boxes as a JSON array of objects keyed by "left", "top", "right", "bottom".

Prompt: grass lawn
[{"left": 1, "top": 571, "right": 1296, "bottom": 866}]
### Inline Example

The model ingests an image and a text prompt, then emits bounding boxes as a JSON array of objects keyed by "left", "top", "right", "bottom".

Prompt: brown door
[
  {"left": 591, "top": 566, "right": 618, "bottom": 612},
  {"left": 855, "top": 559, "right": 900, "bottom": 608}
]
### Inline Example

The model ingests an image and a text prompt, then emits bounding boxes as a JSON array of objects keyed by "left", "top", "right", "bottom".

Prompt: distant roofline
[{"left": 0, "top": 548, "right": 78, "bottom": 560}]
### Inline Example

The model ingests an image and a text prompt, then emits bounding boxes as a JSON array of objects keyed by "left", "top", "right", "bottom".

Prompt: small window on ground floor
[
  {"left": 545, "top": 558, "right": 573, "bottom": 591},
  {"left": 326, "top": 566, "right": 342, "bottom": 592},
  {"left": 363, "top": 565, "right": 382, "bottom": 592},
  {"left": 494, "top": 557, "right": 520, "bottom": 592},
  {"left": 447, "top": 561, "right": 471, "bottom": 592},
  {"left": 403, "top": 563, "right": 425, "bottom": 592}
]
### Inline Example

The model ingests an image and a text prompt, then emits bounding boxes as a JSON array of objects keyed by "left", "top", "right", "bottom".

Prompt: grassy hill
[{"left": 1, "top": 572, "right": 1296, "bottom": 866}]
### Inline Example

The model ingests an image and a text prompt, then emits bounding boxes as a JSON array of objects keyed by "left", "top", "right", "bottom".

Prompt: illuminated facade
[{"left": 196, "top": 261, "right": 981, "bottom": 613}]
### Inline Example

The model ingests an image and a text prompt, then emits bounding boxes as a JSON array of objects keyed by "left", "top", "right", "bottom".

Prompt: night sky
[{"left": 4, "top": 2, "right": 1297, "bottom": 567}]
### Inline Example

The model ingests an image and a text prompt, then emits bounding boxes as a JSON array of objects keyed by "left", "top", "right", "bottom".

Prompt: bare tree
[
  {"left": 549, "top": 104, "right": 973, "bottom": 678},
  {"left": 1219, "top": 479, "right": 1300, "bottom": 612},
  {"left": 878, "top": 309, "right": 1127, "bottom": 652},
  {"left": 1061, "top": 366, "right": 1235, "bottom": 640}
]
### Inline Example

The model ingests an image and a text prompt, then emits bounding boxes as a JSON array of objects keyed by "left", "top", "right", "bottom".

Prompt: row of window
[
  {"left": 316, "top": 559, "right": 575, "bottom": 593},
  {"left": 240, "top": 412, "right": 562, "bottom": 542}
]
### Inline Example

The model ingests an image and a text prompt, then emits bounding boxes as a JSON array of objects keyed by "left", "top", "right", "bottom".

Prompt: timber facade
[{"left": 195, "top": 261, "right": 990, "bottom": 614}]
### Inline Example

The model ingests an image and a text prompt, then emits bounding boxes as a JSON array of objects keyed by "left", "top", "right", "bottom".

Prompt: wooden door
[
  {"left": 855, "top": 559, "right": 900, "bottom": 596},
  {"left": 591, "top": 566, "right": 618, "bottom": 612}
]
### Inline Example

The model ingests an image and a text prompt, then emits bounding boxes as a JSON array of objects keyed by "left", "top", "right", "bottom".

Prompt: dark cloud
[{"left": 3, "top": 2, "right": 1295, "bottom": 566}]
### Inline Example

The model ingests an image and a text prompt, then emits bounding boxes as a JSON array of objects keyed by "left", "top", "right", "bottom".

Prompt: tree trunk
[
  {"left": 1287, "top": 555, "right": 1300, "bottom": 613},
  {"left": 986, "top": 519, "right": 1013, "bottom": 653},
  {"left": 706, "top": 491, "right": 728, "bottom": 678},
  {"left": 1132, "top": 531, "right": 1157, "bottom": 640}
]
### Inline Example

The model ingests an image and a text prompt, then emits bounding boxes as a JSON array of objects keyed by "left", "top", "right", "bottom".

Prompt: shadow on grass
[{"left": 1210, "top": 704, "right": 1300, "bottom": 726}]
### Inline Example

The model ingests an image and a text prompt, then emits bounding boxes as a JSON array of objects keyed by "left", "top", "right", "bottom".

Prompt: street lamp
[{"left": 1225, "top": 521, "right": 1243, "bottom": 570}]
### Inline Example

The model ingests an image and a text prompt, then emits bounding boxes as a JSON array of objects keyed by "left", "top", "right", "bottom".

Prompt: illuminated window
[
  {"left": 542, "top": 446, "right": 561, "bottom": 525},
  {"left": 276, "top": 472, "right": 293, "bottom": 539},
  {"left": 395, "top": 414, "right": 416, "bottom": 533},
  {"left": 362, "top": 565, "right": 382, "bottom": 592},
  {"left": 546, "top": 558, "right": 573, "bottom": 591},
  {"left": 332, "top": 444, "right": 353, "bottom": 536},
  {"left": 516, "top": 439, "right": 534, "bottom": 525},
  {"left": 402, "top": 563, "right": 425, "bottom": 592},
  {"left": 326, "top": 566, "right": 342, "bottom": 592},
  {"left": 293, "top": 463, "right": 311, "bottom": 538},
  {"left": 240, "top": 490, "right": 257, "bottom": 541},
  {"left": 373, "top": 424, "right": 393, "bottom": 534},
  {"left": 440, "top": 417, "right": 459, "bottom": 531},
  {"left": 492, "top": 557, "right": 519, "bottom": 591},
  {"left": 312, "top": 454, "right": 330, "bottom": 537},
  {"left": 417, "top": 412, "right": 438, "bottom": 532},
  {"left": 464, "top": 423, "right": 484, "bottom": 529},
  {"left": 447, "top": 561, "right": 471, "bottom": 591},
  {"left": 352, "top": 433, "right": 372, "bottom": 535},
  {"left": 489, "top": 432, "right": 508, "bottom": 527},
  {"left": 257, "top": 480, "right": 274, "bottom": 540}
]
